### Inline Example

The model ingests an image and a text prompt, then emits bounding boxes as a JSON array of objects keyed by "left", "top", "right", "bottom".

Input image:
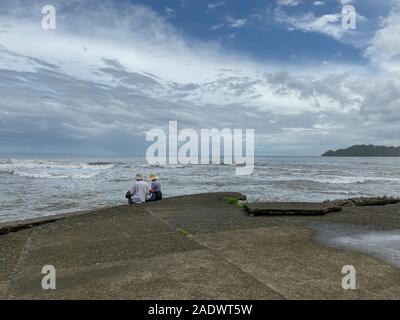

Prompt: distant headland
[{"left": 322, "top": 145, "right": 400, "bottom": 157}]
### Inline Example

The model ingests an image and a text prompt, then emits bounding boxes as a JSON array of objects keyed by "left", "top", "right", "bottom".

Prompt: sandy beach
[{"left": 1, "top": 192, "right": 399, "bottom": 299}]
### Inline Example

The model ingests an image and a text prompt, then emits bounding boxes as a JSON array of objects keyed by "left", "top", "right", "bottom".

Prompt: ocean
[{"left": 1, "top": 156, "right": 400, "bottom": 223}]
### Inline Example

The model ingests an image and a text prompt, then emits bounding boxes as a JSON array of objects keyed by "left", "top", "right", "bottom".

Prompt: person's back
[
  {"left": 151, "top": 180, "right": 162, "bottom": 201},
  {"left": 148, "top": 174, "right": 162, "bottom": 201},
  {"left": 130, "top": 179, "right": 149, "bottom": 204}
]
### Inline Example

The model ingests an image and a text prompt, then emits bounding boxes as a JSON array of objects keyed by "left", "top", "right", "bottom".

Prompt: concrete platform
[
  {"left": 244, "top": 202, "right": 342, "bottom": 216},
  {"left": 0, "top": 192, "right": 399, "bottom": 299}
]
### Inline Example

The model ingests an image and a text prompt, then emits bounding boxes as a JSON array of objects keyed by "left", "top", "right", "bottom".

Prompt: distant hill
[{"left": 322, "top": 145, "right": 400, "bottom": 157}]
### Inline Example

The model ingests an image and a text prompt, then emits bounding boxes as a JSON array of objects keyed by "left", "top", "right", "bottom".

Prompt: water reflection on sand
[{"left": 310, "top": 221, "right": 400, "bottom": 268}]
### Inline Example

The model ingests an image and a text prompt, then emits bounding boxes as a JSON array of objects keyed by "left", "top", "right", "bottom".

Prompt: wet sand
[{"left": 0, "top": 192, "right": 399, "bottom": 299}]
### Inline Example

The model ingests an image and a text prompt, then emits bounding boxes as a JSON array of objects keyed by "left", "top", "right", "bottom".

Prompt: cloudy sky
[{"left": 0, "top": 0, "right": 399, "bottom": 156}]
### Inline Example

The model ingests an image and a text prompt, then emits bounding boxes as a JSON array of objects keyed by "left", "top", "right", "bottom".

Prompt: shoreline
[
  {"left": 2, "top": 193, "right": 398, "bottom": 233},
  {"left": 1, "top": 192, "right": 399, "bottom": 299}
]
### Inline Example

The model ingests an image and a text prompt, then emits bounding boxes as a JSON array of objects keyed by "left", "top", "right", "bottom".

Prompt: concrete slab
[
  {"left": 244, "top": 202, "right": 342, "bottom": 216},
  {"left": 0, "top": 229, "right": 33, "bottom": 280},
  {"left": 27, "top": 207, "right": 174, "bottom": 246},
  {"left": 194, "top": 226, "right": 400, "bottom": 299},
  {"left": 313, "top": 204, "right": 400, "bottom": 229},
  {"left": 1, "top": 192, "right": 400, "bottom": 299},
  {"left": 6, "top": 250, "right": 283, "bottom": 299}
]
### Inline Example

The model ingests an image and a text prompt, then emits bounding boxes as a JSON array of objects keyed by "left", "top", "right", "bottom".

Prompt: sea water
[
  {"left": 310, "top": 222, "right": 400, "bottom": 268},
  {"left": 1, "top": 156, "right": 400, "bottom": 222}
]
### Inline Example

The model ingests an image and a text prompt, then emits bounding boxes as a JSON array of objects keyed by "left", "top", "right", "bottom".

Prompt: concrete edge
[{"left": 0, "top": 192, "right": 246, "bottom": 236}]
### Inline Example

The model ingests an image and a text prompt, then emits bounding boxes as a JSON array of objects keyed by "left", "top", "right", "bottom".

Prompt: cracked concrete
[{"left": 0, "top": 192, "right": 399, "bottom": 299}]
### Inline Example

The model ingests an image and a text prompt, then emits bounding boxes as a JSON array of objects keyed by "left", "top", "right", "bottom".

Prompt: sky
[{"left": 0, "top": 0, "right": 399, "bottom": 156}]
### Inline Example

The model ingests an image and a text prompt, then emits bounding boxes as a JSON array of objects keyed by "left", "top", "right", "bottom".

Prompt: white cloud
[
  {"left": 365, "top": 9, "right": 400, "bottom": 72},
  {"left": 0, "top": 0, "right": 399, "bottom": 154},
  {"left": 211, "top": 23, "right": 224, "bottom": 30},
  {"left": 228, "top": 18, "right": 248, "bottom": 28},
  {"left": 275, "top": 10, "right": 344, "bottom": 40},
  {"left": 165, "top": 7, "right": 176, "bottom": 17},
  {"left": 313, "top": 1, "right": 325, "bottom": 6},
  {"left": 339, "top": 0, "right": 353, "bottom": 5},
  {"left": 208, "top": 1, "right": 226, "bottom": 10},
  {"left": 273, "top": 7, "right": 369, "bottom": 47},
  {"left": 277, "top": 0, "right": 301, "bottom": 7}
]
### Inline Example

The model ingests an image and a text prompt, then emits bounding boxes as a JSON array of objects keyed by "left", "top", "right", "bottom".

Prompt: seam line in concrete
[
  {"left": 145, "top": 208, "right": 287, "bottom": 299},
  {"left": 33, "top": 231, "right": 180, "bottom": 248},
  {"left": 6, "top": 232, "right": 34, "bottom": 299}
]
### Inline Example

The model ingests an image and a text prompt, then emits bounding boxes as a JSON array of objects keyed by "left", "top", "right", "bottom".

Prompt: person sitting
[
  {"left": 148, "top": 174, "right": 162, "bottom": 202},
  {"left": 126, "top": 173, "right": 150, "bottom": 204}
]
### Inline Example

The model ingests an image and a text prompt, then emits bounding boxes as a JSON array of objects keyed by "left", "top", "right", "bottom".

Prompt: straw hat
[
  {"left": 148, "top": 174, "right": 159, "bottom": 181},
  {"left": 135, "top": 173, "right": 144, "bottom": 180}
]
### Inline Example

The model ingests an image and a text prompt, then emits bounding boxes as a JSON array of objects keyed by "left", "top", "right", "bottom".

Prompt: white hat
[{"left": 135, "top": 173, "right": 144, "bottom": 180}]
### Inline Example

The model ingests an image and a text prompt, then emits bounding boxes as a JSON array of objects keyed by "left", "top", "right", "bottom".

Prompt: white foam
[
  {"left": 0, "top": 159, "right": 114, "bottom": 180},
  {"left": 12, "top": 170, "right": 99, "bottom": 180},
  {"left": 268, "top": 175, "right": 400, "bottom": 184}
]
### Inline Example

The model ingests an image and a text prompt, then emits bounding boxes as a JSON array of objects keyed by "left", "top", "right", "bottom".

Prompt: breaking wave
[
  {"left": 0, "top": 159, "right": 114, "bottom": 180},
  {"left": 268, "top": 176, "right": 400, "bottom": 184}
]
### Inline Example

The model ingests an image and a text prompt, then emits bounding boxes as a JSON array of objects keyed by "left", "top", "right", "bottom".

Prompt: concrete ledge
[
  {"left": 244, "top": 202, "right": 342, "bottom": 216},
  {"left": 0, "top": 192, "right": 246, "bottom": 236},
  {"left": 324, "top": 196, "right": 400, "bottom": 207},
  {"left": 0, "top": 206, "right": 120, "bottom": 236}
]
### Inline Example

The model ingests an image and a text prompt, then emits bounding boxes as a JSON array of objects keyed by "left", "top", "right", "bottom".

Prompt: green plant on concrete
[
  {"left": 177, "top": 228, "right": 189, "bottom": 236},
  {"left": 225, "top": 196, "right": 245, "bottom": 208},
  {"left": 226, "top": 196, "right": 239, "bottom": 205}
]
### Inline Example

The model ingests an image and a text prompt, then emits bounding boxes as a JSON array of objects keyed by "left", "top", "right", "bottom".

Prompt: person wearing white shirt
[{"left": 126, "top": 174, "right": 150, "bottom": 204}]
